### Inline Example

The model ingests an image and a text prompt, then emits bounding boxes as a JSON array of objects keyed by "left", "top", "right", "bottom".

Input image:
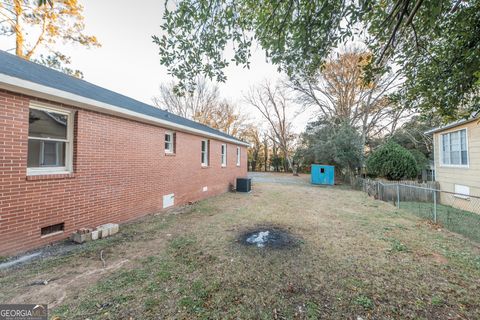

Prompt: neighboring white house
[{"left": 426, "top": 116, "right": 480, "bottom": 213}]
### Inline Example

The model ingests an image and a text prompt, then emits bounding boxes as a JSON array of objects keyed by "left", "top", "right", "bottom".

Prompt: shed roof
[{"left": 0, "top": 50, "right": 248, "bottom": 146}]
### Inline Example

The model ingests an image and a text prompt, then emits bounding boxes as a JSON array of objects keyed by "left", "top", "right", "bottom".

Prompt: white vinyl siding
[{"left": 434, "top": 120, "right": 480, "bottom": 203}]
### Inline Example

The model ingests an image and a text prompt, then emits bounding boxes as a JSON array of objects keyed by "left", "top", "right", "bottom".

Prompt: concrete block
[
  {"left": 97, "top": 223, "right": 119, "bottom": 237},
  {"left": 71, "top": 232, "right": 92, "bottom": 244},
  {"left": 91, "top": 230, "right": 99, "bottom": 241},
  {"left": 97, "top": 227, "right": 109, "bottom": 239},
  {"left": 106, "top": 223, "right": 119, "bottom": 235}
]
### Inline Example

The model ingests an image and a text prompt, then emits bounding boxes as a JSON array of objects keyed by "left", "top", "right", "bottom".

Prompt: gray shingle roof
[
  {"left": 0, "top": 50, "right": 244, "bottom": 144},
  {"left": 424, "top": 116, "right": 479, "bottom": 134}
]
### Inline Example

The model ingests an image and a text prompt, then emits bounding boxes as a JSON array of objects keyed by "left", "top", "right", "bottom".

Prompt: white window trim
[
  {"left": 236, "top": 146, "right": 241, "bottom": 166},
  {"left": 439, "top": 128, "right": 469, "bottom": 168},
  {"left": 165, "top": 130, "right": 174, "bottom": 154},
  {"left": 201, "top": 139, "right": 209, "bottom": 167},
  {"left": 27, "top": 102, "right": 74, "bottom": 176},
  {"left": 221, "top": 144, "right": 227, "bottom": 167}
]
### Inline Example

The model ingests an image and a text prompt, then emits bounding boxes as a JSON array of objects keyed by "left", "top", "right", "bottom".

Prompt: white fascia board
[
  {"left": 424, "top": 117, "right": 479, "bottom": 135},
  {"left": 0, "top": 74, "right": 250, "bottom": 147}
]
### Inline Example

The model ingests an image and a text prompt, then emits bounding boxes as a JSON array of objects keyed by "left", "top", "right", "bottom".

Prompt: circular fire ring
[{"left": 238, "top": 226, "right": 299, "bottom": 249}]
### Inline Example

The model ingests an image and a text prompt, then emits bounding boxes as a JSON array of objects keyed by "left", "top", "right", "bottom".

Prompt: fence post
[
  {"left": 433, "top": 190, "right": 437, "bottom": 224},
  {"left": 396, "top": 184, "right": 400, "bottom": 208}
]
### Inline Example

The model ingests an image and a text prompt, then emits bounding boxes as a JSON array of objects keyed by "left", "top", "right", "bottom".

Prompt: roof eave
[
  {"left": 424, "top": 117, "right": 479, "bottom": 135},
  {"left": 0, "top": 74, "right": 250, "bottom": 147}
]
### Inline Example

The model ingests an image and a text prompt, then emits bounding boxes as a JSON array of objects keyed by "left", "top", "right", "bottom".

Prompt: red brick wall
[{"left": 0, "top": 90, "right": 247, "bottom": 255}]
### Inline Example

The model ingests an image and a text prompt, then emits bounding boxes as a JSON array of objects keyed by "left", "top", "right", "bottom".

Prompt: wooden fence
[{"left": 354, "top": 178, "right": 440, "bottom": 203}]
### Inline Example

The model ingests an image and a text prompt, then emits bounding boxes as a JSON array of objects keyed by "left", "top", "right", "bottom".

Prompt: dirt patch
[
  {"left": 238, "top": 225, "right": 299, "bottom": 249},
  {"left": 0, "top": 213, "right": 176, "bottom": 308},
  {"left": 11, "top": 259, "right": 129, "bottom": 309},
  {"left": 0, "top": 241, "right": 80, "bottom": 270},
  {"left": 430, "top": 252, "right": 449, "bottom": 264}
]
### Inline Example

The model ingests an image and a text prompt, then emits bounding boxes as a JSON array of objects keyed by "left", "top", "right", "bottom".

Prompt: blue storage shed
[{"left": 311, "top": 164, "right": 335, "bottom": 185}]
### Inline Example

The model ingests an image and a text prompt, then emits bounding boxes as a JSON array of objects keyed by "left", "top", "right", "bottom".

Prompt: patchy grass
[
  {"left": 383, "top": 237, "right": 410, "bottom": 253},
  {"left": 354, "top": 295, "right": 374, "bottom": 310},
  {"left": 1, "top": 178, "right": 479, "bottom": 319},
  {"left": 400, "top": 201, "right": 480, "bottom": 242}
]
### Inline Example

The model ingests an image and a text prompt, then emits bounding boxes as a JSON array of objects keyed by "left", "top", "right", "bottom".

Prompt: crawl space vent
[{"left": 41, "top": 222, "right": 64, "bottom": 236}]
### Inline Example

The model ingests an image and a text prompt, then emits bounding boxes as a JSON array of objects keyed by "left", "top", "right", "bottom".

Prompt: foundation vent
[{"left": 41, "top": 222, "right": 65, "bottom": 236}]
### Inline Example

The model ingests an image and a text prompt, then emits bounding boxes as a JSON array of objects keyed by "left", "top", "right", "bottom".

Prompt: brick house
[{"left": 0, "top": 51, "right": 248, "bottom": 255}]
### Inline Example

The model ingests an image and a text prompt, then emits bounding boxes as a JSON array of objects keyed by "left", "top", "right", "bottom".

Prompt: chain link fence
[{"left": 352, "top": 178, "right": 480, "bottom": 243}]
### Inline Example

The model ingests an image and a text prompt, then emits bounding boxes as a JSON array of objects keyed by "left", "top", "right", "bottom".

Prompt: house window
[
  {"left": 441, "top": 129, "right": 468, "bottom": 166},
  {"left": 221, "top": 144, "right": 227, "bottom": 167},
  {"left": 27, "top": 104, "right": 73, "bottom": 175},
  {"left": 236, "top": 146, "right": 241, "bottom": 166},
  {"left": 165, "top": 131, "right": 175, "bottom": 153},
  {"left": 201, "top": 139, "right": 209, "bottom": 166}
]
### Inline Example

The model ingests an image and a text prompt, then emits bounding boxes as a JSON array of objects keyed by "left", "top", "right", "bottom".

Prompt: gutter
[
  {"left": 424, "top": 117, "right": 479, "bottom": 135},
  {"left": 0, "top": 74, "right": 250, "bottom": 147}
]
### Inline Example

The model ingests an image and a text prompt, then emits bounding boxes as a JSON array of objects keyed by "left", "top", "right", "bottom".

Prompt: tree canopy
[
  {"left": 366, "top": 0, "right": 480, "bottom": 120},
  {"left": 155, "top": 0, "right": 480, "bottom": 119},
  {"left": 154, "top": 0, "right": 358, "bottom": 90},
  {"left": 0, "top": 0, "right": 100, "bottom": 77},
  {"left": 366, "top": 141, "right": 418, "bottom": 180},
  {"left": 302, "top": 119, "right": 363, "bottom": 179},
  {"left": 291, "top": 49, "right": 409, "bottom": 146}
]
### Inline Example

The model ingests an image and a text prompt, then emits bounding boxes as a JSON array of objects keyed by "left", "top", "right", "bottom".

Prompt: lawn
[
  {"left": 400, "top": 201, "right": 480, "bottom": 243},
  {"left": 1, "top": 178, "right": 479, "bottom": 319}
]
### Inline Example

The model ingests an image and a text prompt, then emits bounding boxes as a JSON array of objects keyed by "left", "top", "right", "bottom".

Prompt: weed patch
[{"left": 354, "top": 295, "right": 374, "bottom": 310}]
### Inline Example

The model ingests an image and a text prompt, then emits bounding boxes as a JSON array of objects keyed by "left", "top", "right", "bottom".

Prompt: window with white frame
[
  {"left": 201, "top": 139, "right": 209, "bottom": 166},
  {"left": 165, "top": 131, "right": 174, "bottom": 153},
  {"left": 236, "top": 146, "right": 241, "bottom": 166},
  {"left": 441, "top": 129, "right": 468, "bottom": 166},
  {"left": 221, "top": 144, "right": 227, "bottom": 167},
  {"left": 27, "top": 104, "right": 73, "bottom": 175}
]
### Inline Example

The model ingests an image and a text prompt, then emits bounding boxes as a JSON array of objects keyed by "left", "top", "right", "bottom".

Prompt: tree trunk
[
  {"left": 264, "top": 142, "right": 268, "bottom": 172},
  {"left": 285, "top": 155, "right": 297, "bottom": 176},
  {"left": 14, "top": 0, "right": 24, "bottom": 57}
]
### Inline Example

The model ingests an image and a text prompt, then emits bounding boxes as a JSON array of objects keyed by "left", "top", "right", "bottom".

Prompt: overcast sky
[{"left": 0, "top": 0, "right": 314, "bottom": 131}]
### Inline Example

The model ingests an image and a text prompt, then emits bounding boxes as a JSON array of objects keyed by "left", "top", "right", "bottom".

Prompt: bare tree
[
  {"left": 290, "top": 49, "right": 410, "bottom": 146},
  {"left": 154, "top": 78, "right": 248, "bottom": 138},
  {"left": 153, "top": 77, "right": 220, "bottom": 123},
  {"left": 202, "top": 101, "right": 249, "bottom": 138},
  {"left": 245, "top": 81, "right": 299, "bottom": 175}
]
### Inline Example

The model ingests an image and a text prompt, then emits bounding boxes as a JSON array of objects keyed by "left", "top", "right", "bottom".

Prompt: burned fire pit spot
[{"left": 238, "top": 226, "right": 299, "bottom": 249}]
